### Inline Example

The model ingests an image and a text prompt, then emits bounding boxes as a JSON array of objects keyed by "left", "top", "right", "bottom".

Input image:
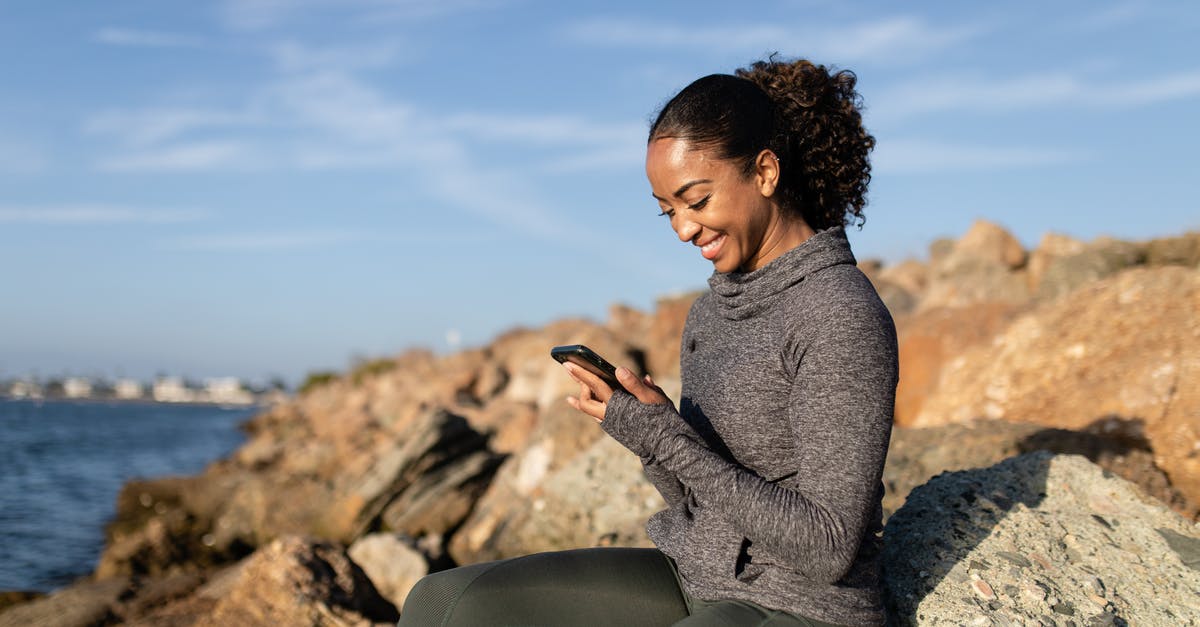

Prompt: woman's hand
[{"left": 562, "top": 363, "right": 672, "bottom": 422}]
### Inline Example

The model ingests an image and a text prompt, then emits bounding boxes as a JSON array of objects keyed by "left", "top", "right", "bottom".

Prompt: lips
[{"left": 697, "top": 233, "right": 726, "bottom": 261}]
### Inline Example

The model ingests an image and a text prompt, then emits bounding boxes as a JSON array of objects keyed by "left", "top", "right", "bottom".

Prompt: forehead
[{"left": 652, "top": 138, "right": 724, "bottom": 181}]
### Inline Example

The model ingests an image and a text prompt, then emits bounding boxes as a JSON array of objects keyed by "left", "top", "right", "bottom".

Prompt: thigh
[
  {"left": 673, "top": 599, "right": 838, "bottom": 627},
  {"left": 398, "top": 547, "right": 690, "bottom": 627}
]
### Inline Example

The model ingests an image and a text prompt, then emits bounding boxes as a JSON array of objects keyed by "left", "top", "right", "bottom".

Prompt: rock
[
  {"left": 910, "top": 266, "right": 1200, "bottom": 509},
  {"left": 921, "top": 221, "right": 1031, "bottom": 309},
  {"left": 893, "top": 302, "right": 1024, "bottom": 426},
  {"left": 347, "top": 533, "right": 428, "bottom": 611},
  {"left": 1035, "top": 236, "right": 1145, "bottom": 301},
  {"left": 884, "top": 419, "right": 1195, "bottom": 521},
  {"left": 1144, "top": 232, "right": 1200, "bottom": 268},
  {"left": 883, "top": 452, "right": 1200, "bottom": 625},
  {"left": 450, "top": 432, "right": 661, "bottom": 564},
  {"left": 872, "top": 278, "right": 920, "bottom": 318},
  {"left": 1026, "top": 232, "right": 1085, "bottom": 293},
  {"left": 198, "top": 536, "right": 398, "bottom": 626},
  {"left": 0, "top": 591, "right": 41, "bottom": 614},
  {"left": 878, "top": 259, "right": 929, "bottom": 297},
  {"left": 0, "top": 576, "right": 129, "bottom": 627},
  {"left": 954, "top": 219, "right": 1028, "bottom": 269},
  {"left": 490, "top": 319, "right": 635, "bottom": 412},
  {"left": 641, "top": 292, "right": 700, "bottom": 381}
]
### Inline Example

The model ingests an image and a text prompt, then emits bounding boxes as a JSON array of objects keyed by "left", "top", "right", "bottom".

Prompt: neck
[{"left": 740, "top": 211, "right": 816, "bottom": 272}]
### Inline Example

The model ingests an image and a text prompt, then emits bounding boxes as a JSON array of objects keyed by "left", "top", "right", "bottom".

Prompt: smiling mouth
[{"left": 697, "top": 234, "right": 726, "bottom": 260}]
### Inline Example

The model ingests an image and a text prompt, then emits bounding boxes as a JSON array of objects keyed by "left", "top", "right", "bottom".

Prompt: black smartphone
[{"left": 550, "top": 344, "right": 625, "bottom": 392}]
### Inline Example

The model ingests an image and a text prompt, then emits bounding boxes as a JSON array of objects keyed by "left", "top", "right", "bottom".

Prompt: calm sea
[{"left": 0, "top": 398, "right": 256, "bottom": 592}]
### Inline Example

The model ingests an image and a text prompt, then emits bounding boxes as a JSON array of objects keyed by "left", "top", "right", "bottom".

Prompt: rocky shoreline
[{"left": 2, "top": 222, "right": 1198, "bottom": 626}]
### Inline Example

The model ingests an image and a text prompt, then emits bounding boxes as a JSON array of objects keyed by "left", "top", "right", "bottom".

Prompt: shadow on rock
[
  {"left": 883, "top": 452, "right": 1200, "bottom": 625},
  {"left": 883, "top": 452, "right": 1050, "bottom": 625}
]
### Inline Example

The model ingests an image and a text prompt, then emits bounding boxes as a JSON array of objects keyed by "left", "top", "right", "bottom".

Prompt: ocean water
[{"left": 0, "top": 399, "right": 256, "bottom": 592}]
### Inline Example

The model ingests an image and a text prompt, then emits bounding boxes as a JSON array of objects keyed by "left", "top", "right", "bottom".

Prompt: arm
[
  {"left": 640, "top": 452, "right": 688, "bottom": 506},
  {"left": 561, "top": 366, "right": 695, "bottom": 507},
  {"left": 602, "top": 304, "right": 897, "bottom": 583}
]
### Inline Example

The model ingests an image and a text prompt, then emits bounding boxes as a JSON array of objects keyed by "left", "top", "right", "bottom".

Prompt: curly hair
[{"left": 649, "top": 56, "right": 875, "bottom": 231}]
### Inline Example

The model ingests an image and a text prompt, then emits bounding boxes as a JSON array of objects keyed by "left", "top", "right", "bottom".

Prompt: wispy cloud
[
  {"left": 221, "top": 0, "right": 505, "bottom": 31},
  {"left": 267, "top": 40, "right": 408, "bottom": 73},
  {"left": 167, "top": 229, "right": 374, "bottom": 251},
  {"left": 0, "top": 205, "right": 208, "bottom": 225},
  {"left": 441, "top": 113, "right": 643, "bottom": 146},
  {"left": 872, "top": 69, "right": 1200, "bottom": 122},
  {"left": 1074, "top": 2, "right": 1147, "bottom": 32},
  {"left": 93, "top": 27, "right": 203, "bottom": 48},
  {"left": 97, "top": 141, "right": 259, "bottom": 172},
  {"left": 562, "top": 15, "right": 980, "bottom": 64},
  {"left": 872, "top": 139, "right": 1085, "bottom": 174},
  {"left": 85, "top": 109, "right": 258, "bottom": 146}
]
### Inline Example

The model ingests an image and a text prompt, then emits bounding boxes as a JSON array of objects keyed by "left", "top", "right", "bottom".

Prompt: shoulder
[
  {"left": 795, "top": 264, "right": 889, "bottom": 322},
  {"left": 783, "top": 264, "right": 897, "bottom": 360}
]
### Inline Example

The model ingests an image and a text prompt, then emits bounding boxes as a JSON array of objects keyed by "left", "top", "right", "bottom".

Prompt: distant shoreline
[{"left": 0, "top": 395, "right": 268, "bottom": 409}]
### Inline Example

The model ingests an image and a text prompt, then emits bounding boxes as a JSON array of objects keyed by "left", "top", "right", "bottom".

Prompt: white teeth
[{"left": 701, "top": 235, "right": 724, "bottom": 251}]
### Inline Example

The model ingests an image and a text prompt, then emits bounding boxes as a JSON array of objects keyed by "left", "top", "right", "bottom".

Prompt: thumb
[{"left": 617, "top": 367, "right": 657, "bottom": 404}]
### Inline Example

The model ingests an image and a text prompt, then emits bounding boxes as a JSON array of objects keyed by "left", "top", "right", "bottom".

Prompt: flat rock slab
[{"left": 883, "top": 452, "right": 1200, "bottom": 626}]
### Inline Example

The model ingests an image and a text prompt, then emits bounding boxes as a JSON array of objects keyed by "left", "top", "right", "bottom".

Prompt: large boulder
[
  {"left": 450, "top": 431, "right": 661, "bottom": 565},
  {"left": 1034, "top": 236, "right": 1145, "bottom": 301},
  {"left": 192, "top": 536, "right": 397, "bottom": 626},
  {"left": 346, "top": 533, "right": 428, "bottom": 611},
  {"left": 920, "top": 220, "right": 1031, "bottom": 310},
  {"left": 884, "top": 420, "right": 1196, "bottom": 521},
  {"left": 911, "top": 266, "right": 1200, "bottom": 508},
  {"left": 883, "top": 452, "right": 1200, "bottom": 625},
  {"left": 893, "top": 303, "right": 1024, "bottom": 426},
  {"left": 98, "top": 407, "right": 502, "bottom": 578},
  {"left": 0, "top": 576, "right": 129, "bottom": 627}
]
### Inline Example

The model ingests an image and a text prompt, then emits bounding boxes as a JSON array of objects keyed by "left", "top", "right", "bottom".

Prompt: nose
[{"left": 674, "top": 217, "right": 701, "bottom": 243}]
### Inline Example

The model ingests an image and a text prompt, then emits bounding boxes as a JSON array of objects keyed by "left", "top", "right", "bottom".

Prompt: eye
[
  {"left": 658, "top": 207, "right": 675, "bottom": 218},
  {"left": 687, "top": 194, "right": 711, "bottom": 211}
]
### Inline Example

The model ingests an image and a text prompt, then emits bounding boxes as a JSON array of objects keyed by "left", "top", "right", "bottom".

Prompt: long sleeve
[
  {"left": 603, "top": 288, "right": 897, "bottom": 584},
  {"left": 602, "top": 228, "right": 895, "bottom": 625},
  {"left": 639, "top": 454, "right": 687, "bottom": 506}
]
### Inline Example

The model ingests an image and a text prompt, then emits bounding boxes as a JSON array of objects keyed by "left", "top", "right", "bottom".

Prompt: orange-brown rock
[
  {"left": 893, "top": 302, "right": 1025, "bottom": 426},
  {"left": 199, "top": 536, "right": 397, "bottom": 626},
  {"left": 911, "top": 266, "right": 1200, "bottom": 506},
  {"left": 640, "top": 291, "right": 701, "bottom": 380}
]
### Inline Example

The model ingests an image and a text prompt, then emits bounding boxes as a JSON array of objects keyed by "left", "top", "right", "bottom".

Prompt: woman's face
[{"left": 645, "top": 137, "right": 784, "bottom": 273}]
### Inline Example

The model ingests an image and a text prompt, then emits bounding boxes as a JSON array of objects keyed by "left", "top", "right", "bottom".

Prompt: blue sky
[{"left": 1, "top": 0, "right": 1197, "bottom": 384}]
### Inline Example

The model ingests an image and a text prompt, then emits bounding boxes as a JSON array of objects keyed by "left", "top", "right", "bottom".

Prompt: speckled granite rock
[{"left": 883, "top": 452, "right": 1200, "bottom": 626}]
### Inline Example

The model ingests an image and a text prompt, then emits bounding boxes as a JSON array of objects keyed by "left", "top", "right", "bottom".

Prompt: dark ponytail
[{"left": 649, "top": 56, "right": 874, "bottom": 231}]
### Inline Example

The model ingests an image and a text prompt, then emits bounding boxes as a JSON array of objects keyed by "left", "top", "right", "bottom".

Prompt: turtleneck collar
[{"left": 706, "top": 226, "right": 857, "bottom": 320}]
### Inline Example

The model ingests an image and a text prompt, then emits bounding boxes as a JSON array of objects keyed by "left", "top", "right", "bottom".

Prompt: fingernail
[{"left": 617, "top": 367, "right": 631, "bottom": 377}]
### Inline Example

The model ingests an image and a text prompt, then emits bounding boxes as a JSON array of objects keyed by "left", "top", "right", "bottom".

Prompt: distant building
[
  {"left": 63, "top": 378, "right": 93, "bottom": 399},
  {"left": 114, "top": 379, "right": 144, "bottom": 400},
  {"left": 152, "top": 376, "right": 195, "bottom": 403},
  {"left": 203, "top": 377, "right": 255, "bottom": 405},
  {"left": 8, "top": 380, "right": 40, "bottom": 399}
]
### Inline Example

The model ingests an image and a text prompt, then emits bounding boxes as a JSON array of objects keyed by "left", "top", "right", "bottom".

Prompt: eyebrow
[{"left": 651, "top": 178, "right": 713, "bottom": 202}]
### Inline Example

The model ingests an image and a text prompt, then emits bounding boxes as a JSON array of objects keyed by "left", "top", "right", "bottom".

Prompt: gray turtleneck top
[{"left": 602, "top": 227, "right": 897, "bottom": 626}]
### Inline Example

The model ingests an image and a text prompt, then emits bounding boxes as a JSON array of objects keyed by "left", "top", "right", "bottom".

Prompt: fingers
[
  {"left": 561, "top": 362, "right": 613, "bottom": 403},
  {"left": 616, "top": 367, "right": 670, "bottom": 406},
  {"left": 564, "top": 366, "right": 606, "bottom": 422}
]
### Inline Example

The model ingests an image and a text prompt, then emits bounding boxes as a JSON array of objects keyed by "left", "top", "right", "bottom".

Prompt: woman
[{"left": 399, "top": 57, "right": 897, "bottom": 626}]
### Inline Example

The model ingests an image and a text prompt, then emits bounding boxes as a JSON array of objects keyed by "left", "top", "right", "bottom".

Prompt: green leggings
[{"left": 397, "top": 547, "right": 838, "bottom": 626}]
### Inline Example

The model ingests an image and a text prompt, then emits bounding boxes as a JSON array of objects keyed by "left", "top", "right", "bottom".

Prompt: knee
[{"left": 396, "top": 562, "right": 493, "bottom": 626}]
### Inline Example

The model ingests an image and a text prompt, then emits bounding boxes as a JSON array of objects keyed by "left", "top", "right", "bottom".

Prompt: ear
[{"left": 754, "top": 150, "right": 780, "bottom": 198}]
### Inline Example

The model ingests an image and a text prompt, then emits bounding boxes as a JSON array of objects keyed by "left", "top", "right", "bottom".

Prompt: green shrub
[
  {"left": 349, "top": 357, "right": 397, "bottom": 385},
  {"left": 298, "top": 371, "right": 340, "bottom": 395}
]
